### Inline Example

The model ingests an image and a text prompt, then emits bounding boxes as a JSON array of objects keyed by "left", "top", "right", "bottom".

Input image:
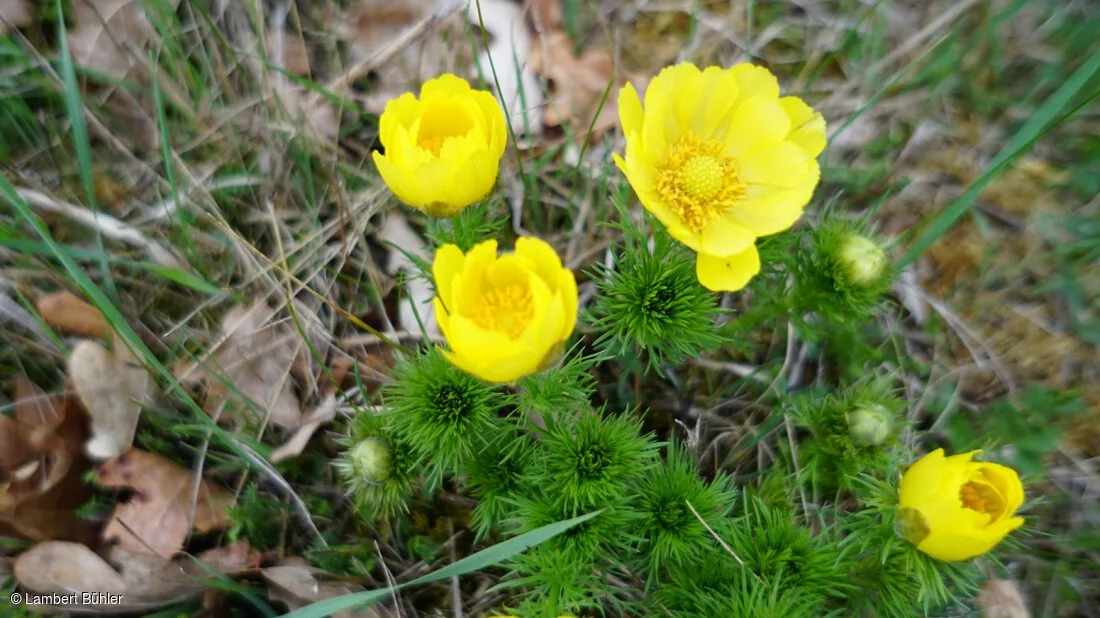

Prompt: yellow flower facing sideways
[
  {"left": 373, "top": 74, "right": 508, "bottom": 217},
  {"left": 896, "top": 449, "right": 1025, "bottom": 562},
  {"left": 432, "top": 238, "right": 578, "bottom": 383},
  {"left": 614, "top": 62, "right": 826, "bottom": 291}
]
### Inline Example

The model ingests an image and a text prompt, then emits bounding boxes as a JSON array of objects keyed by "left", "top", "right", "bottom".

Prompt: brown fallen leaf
[
  {"left": 264, "top": 563, "right": 393, "bottom": 618},
  {"left": 67, "top": 0, "right": 183, "bottom": 81},
  {"left": 978, "top": 579, "right": 1030, "bottom": 618},
  {"left": 68, "top": 335, "right": 153, "bottom": 460},
  {"left": 35, "top": 290, "right": 110, "bottom": 339},
  {"left": 14, "top": 542, "right": 128, "bottom": 596},
  {"left": 529, "top": 22, "right": 632, "bottom": 140},
  {"left": 0, "top": 378, "right": 95, "bottom": 544},
  {"left": 188, "top": 540, "right": 264, "bottom": 576},
  {"left": 270, "top": 395, "right": 338, "bottom": 464},
  {"left": 14, "top": 541, "right": 261, "bottom": 611},
  {"left": 0, "top": 0, "right": 32, "bottom": 35},
  {"left": 179, "top": 299, "right": 329, "bottom": 431},
  {"left": 97, "top": 448, "right": 235, "bottom": 558}
]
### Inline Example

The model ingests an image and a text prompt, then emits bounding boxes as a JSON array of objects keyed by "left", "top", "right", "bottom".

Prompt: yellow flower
[
  {"left": 896, "top": 449, "right": 1025, "bottom": 562},
  {"left": 613, "top": 62, "right": 826, "bottom": 291},
  {"left": 432, "top": 238, "right": 578, "bottom": 383},
  {"left": 373, "top": 74, "right": 508, "bottom": 217}
]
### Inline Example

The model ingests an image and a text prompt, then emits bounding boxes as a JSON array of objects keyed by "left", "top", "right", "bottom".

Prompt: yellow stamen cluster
[
  {"left": 469, "top": 284, "right": 535, "bottom": 339},
  {"left": 959, "top": 481, "right": 1005, "bottom": 519},
  {"left": 656, "top": 134, "right": 746, "bottom": 232}
]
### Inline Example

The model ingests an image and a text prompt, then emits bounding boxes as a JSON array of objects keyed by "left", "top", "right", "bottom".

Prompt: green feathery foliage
[
  {"left": 465, "top": 429, "right": 537, "bottom": 541},
  {"left": 792, "top": 213, "right": 896, "bottom": 327},
  {"left": 587, "top": 204, "right": 725, "bottom": 373},
  {"left": 515, "top": 348, "right": 600, "bottom": 419},
  {"left": 632, "top": 441, "right": 737, "bottom": 580},
  {"left": 787, "top": 380, "right": 905, "bottom": 492},
  {"left": 383, "top": 347, "right": 505, "bottom": 485},
  {"left": 337, "top": 411, "right": 421, "bottom": 521},
  {"left": 426, "top": 199, "right": 508, "bottom": 252},
  {"left": 535, "top": 406, "right": 659, "bottom": 511}
]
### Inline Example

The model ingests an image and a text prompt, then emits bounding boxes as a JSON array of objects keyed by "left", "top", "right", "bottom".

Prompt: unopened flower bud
[
  {"left": 847, "top": 404, "right": 893, "bottom": 446},
  {"left": 349, "top": 438, "right": 392, "bottom": 483},
  {"left": 837, "top": 234, "right": 888, "bottom": 285}
]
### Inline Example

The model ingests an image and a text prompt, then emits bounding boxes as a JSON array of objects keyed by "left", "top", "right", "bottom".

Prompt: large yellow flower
[
  {"left": 896, "top": 449, "right": 1025, "bottom": 562},
  {"left": 373, "top": 74, "right": 508, "bottom": 217},
  {"left": 613, "top": 62, "right": 826, "bottom": 291},
  {"left": 432, "top": 238, "right": 578, "bottom": 383}
]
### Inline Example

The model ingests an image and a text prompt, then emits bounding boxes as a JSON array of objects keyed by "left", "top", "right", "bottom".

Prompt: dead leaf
[
  {"left": 97, "top": 448, "right": 235, "bottom": 558},
  {"left": 68, "top": 335, "right": 153, "bottom": 460},
  {"left": 0, "top": 0, "right": 32, "bottom": 35},
  {"left": 35, "top": 290, "right": 110, "bottom": 339},
  {"left": 67, "top": 0, "right": 183, "bottom": 81},
  {"left": 978, "top": 579, "right": 1030, "bottom": 618},
  {"left": 1, "top": 379, "right": 95, "bottom": 544},
  {"left": 179, "top": 299, "right": 329, "bottom": 431},
  {"left": 270, "top": 394, "right": 338, "bottom": 464},
  {"left": 467, "top": 0, "right": 543, "bottom": 136},
  {"left": 527, "top": 5, "right": 634, "bottom": 140},
  {"left": 264, "top": 564, "right": 393, "bottom": 618},
  {"left": 189, "top": 540, "right": 264, "bottom": 576},
  {"left": 14, "top": 542, "right": 128, "bottom": 596},
  {"left": 14, "top": 541, "right": 260, "bottom": 610},
  {"left": 379, "top": 212, "right": 438, "bottom": 337}
]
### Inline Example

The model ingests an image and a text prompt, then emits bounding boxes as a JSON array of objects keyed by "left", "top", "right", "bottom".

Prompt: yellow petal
[
  {"left": 729, "top": 63, "right": 780, "bottom": 102},
  {"left": 455, "top": 240, "right": 498, "bottom": 312},
  {"left": 379, "top": 93, "right": 420, "bottom": 149},
  {"left": 695, "top": 245, "right": 761, "bottom": 292},
  {"left": 471, "top": 89, "right": 508, "bottom": 157},
  {"left": 633, "top": 188, "right": 701, "bottom": 251},
  {"left": 514, "top": 236, "right": 564, "bottom": 290},
  {"left": 916, "top": 515, "right": 1023, "bottom": 562},
  {"left": 899, "top": 449, "right": 949, "bottom": 508},
  {"left": 432, "top": 244, "right": 465, "bottom": 310},
  {"left": 700, "top": 217, "right": 756, "bottom": 257},
  {"left": 975, "top": 463, "right": 1025, "bottom": 517},
  {"left": 624, "top": 135, "right": 658, "bottom": 188},
  {"left": 372, "top": 152, "right": 423, "bottom": 207},
  {"left": 558, "top": 268, "right": 578, "bottom": 340},
  {"left": 420, "top": 73, "right": 474, "bottom": 100},
  {"left": 444, "top": 314, "right": 519, "bottom": 366},
  {"left": 694, "top": 66, "right": 741, "bottom": 139},
  {"left": 644, "top": 63, "right": 699, "bottom": 161},
  {"left": 780, "top": 96, "right": 827, "bottom": 157},
  {"left": 725, "top": 96, "right": 791, "bottom": 157},
  {"left": 740, "top": 142, "right": 812, "bottom": 188},
  {"left": 729, "top": 186, "right": 808, "bottom": 237},
  {"left": 618, "top": 81, "right": 644, "bottom": 138}
]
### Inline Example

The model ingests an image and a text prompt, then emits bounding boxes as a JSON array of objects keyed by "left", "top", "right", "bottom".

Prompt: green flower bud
[
  {"left": 837, "top": 234, "right": 888, "bottom": 285},
  {"left": 846, "top": 404, "right": 893, "bottom": 446},
  {"left": 348, "top": 437, "right": 393, "bottom": 483}
]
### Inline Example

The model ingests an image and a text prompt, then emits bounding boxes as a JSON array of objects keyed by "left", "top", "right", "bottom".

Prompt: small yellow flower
[
  {"left": 373, "top": 74, "right": 508, "bottom": 217},
  {"left": 432, "top": 238, "right": 578, "bottom": 383},
  {"left": 896, "top": 449, "right": 1025, "bottom": 562},
  {"left": 614, "top": 62, "right": 826, "bottom": 291}
]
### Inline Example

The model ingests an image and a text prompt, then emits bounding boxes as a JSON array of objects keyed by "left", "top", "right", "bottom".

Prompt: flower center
[
  {"left": 656, "top": 134, "right": 746, "bottom": 232},
  {"left": 959, "top": 481, "right": 1006, "bottom": 521},
  {"left": 417, "top": 102, "right": 474, "bottom": 156},
  {"left": 469, "top": 284, "right": 535, "bottom": 339}
]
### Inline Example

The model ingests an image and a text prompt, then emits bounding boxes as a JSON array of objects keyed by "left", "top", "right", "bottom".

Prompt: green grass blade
[
  {"left": 280, "top": 510, "right": 603, "bottom": 618},
  {"left": 899, "top": 49, "right": 1100, "bottom": 266},
  {"left": 54, "top": 0, "right": 115, "bottom": 299}
]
